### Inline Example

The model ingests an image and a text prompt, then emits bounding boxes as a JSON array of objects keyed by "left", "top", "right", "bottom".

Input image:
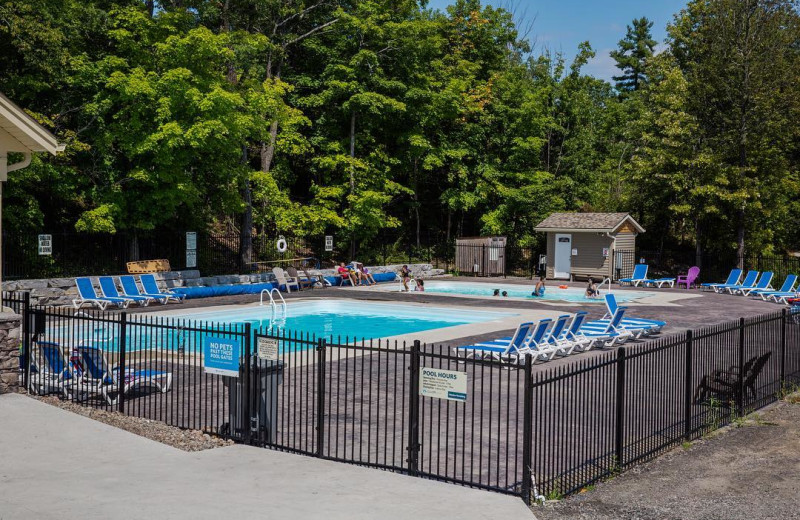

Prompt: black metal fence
[{"left": 9, "top": 295, "right": 800, "bottom": 503}]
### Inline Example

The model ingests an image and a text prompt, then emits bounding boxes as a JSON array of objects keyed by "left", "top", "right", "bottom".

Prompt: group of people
[
  {"left": 337, "top": 261, "right": 376, "bottom": 286},
  {"left": 400, "top": 264, "right": 424, "bottom": 292},
  {"left": 490, "top": 276, "right": 600, "bottom": 299}
]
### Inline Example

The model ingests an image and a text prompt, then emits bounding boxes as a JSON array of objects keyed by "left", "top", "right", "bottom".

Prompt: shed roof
[
  {"left": 0, "top": 91, "right": 63, "bottom": 155},
  {"left": 534, "top": 212, "right": 645, "bottom": 233}
]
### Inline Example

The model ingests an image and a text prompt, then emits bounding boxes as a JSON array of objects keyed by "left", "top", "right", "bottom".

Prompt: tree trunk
[
  {"left": 694, "top": 219, "right": 703, "bottom": 269},
  {"left": 128, "top": 232, "right": 140, "bottom": 262},
  {"left": 412, "top": 158, "right": 420, "bottom": 248},
  {"left": 239, "top": 146, "right": 252, "bottom": 273},
  {"left": 736, "top": 208, "right": 745, "bottom": 268},
  {"left": 260, "top": 64, "right": 281, "bottom": 174},
  {"left": 349, "top": 111, "right": 356, "bottom": 260}
]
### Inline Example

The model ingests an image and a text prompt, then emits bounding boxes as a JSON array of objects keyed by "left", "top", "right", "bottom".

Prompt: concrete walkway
[{"left": 0, "top": 394, "right": 534, "bottom": 520}]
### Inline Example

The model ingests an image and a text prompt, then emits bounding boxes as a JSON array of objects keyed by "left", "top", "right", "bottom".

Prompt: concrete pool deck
[{"left": 0, "top": 393, "right": 535, "bottom": 520}]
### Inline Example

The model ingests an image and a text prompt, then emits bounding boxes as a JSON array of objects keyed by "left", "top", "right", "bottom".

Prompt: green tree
[{"left": 610, "top": 17, "right": 657, "bottom": 93}]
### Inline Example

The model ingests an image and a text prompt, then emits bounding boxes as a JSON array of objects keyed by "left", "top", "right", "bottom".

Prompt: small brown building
[{"left": 534, "top": 213, "right": 645, "bottom": 281}]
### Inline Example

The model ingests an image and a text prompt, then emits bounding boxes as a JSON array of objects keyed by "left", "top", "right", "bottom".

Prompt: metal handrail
[{"left": 599, "top": 277, "right": 613, "bottom": 293}]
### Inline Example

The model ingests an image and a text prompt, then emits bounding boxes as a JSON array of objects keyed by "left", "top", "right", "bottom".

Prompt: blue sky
[{"left": 426, "top": 0, "right": 689, "bottom": 82}]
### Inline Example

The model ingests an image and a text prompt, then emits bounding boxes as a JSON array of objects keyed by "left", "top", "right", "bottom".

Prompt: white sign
[
  {"left": 602, "top": 248, "right": 609, "bottom": 258},
  {"left": 571, "top": 248, "right": 578, "bottom": 256},
  {"left": 38, "top": 234, "right": 53, "bottom": 255},
  {"left": 257, "top": 337, "right": 279, "bottom": 361},
  {"left": 186, "top": 231, "right": 197, "bottom": 268},
  {"left": 186, "top": 249, "right": 197, "bottom": 268},
  {"left": 420, "top": 368, "right": 467, "bottom": 402},
  {"left": 325, "top": 235, "right": 333, "bottom": 252}
]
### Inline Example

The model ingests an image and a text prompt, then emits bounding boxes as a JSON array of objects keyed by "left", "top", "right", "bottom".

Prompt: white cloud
[{"left": 583, "top": 48, "right": 618, "bottom": 83}]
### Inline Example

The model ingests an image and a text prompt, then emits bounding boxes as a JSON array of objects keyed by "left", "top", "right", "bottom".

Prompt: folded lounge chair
[
  {"left": 99, "top": 276, "right": 151, "bottom": 307},
  {"left": 73, "top": 277, "right": 131, "bottom": 310},
  {"left": 139, "top": 274, "right": 186, "bottom": 303},
  {"left": 701, "top": 268, "right": 742, "bottom": 292},
  {"left": 619, "top": 264, "right": 649, "bottom": 287},
  {"left": 736, "top": 271, "right": 773, "bottom": 296},
  {"left": 676, "top": 266, "right": 700, "bottom": 289},
  {"left": 643, "top": 276, "right": 675, "bottom": 288},
  {"left": 120, "top": 275, "right": 170, "bottom": 304},
  {"left": 75, "top": 345, "right": 173, "bottom": 406}
]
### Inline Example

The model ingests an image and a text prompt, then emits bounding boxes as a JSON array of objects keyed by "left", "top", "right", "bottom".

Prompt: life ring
[
  {"left": 558, "top": 285, "right": 568, "bottom": 289},
  {"left": 276, "top": 236, "right": 288, "bottom": 253}
]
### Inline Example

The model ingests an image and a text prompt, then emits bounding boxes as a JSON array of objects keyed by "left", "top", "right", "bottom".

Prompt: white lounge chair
[{"left": 273, "top": 267, "right": 300, "bottom": 292}]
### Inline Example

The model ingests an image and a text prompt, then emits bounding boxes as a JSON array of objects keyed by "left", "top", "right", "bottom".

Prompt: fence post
[
  {"left": 737, "top": 317, "right": 745, "bottom": 416},
  {"left": 316, "top": 338, "right": 326, "bottom": 457},
  {"left": 243, "top": 322, "right": 252, "bottom": 445},
  {"left": 684, "top": 330, "right": 693, "bottom": 440},
  {"left": 407, "top": 340, "right": 421, "bottom": 476},
  {"left": 780, "top": 308, "right": 787, "bottom": 387},
  {"left": 521, "top": 354, "right": 534, "bottom": 505},
  {"left": 117, "top": 312, "right": 127, "bottom": 414},
  {"left": 481, "top": 244, "right": 486, "bottom": 277},
  {"left": 22, "top": 292, "right": 31, "bottom": 392},
  {"left": 615, "top": 347, "right": 626, "bottom": 469}
]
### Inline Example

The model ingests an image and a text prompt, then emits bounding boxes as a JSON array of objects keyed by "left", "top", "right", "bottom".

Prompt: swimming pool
[
  {"left": 377, "top": 280, "right": 654, "bottom": 303},
  {"left": 50, "top": 301, "right": 516, "bottom": 352},
  {"left": 166, "top": 300, "right": 515, "bottom": 339}
]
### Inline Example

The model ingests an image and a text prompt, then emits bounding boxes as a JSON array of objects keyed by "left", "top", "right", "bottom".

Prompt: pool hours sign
[{"left": 420, "top": 367, "right": 467, "bottom": 402}]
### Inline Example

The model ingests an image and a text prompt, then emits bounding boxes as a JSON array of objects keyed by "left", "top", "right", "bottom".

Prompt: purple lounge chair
[{"left": 677, "top": 266, "right": 700, "bottom": 289}]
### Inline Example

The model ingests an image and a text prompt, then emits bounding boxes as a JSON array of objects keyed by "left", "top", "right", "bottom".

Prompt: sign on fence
[
  {"left": 203, "top": 336, "right": 240, "bottom": 377},
  {"left": 420, "top": 367, "right": 467, "bottom": 402},
  {"left": 325, "top": 235, "right": 333, "bottom": 252},
  {"left": 257, "top": 337, "right": 279, "bottom": 361},
  {"left": 38, "top": 234, "right": 52, "bottom": 255},
  {"left": 186, "top": 231, "right": 197, "bottom": 268}
]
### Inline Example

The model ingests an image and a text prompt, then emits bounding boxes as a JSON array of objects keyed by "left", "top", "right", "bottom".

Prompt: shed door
[{"left": 554, "top": 234, "right": 572, "bottom": 279}]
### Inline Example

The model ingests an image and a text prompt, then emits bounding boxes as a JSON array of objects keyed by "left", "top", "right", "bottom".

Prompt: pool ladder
[
  {"left": 260, "top": 288, "right": 287, "bottom": 332},
  {"left": 599, "top": 277, "right": 614, "bottom": 293}
]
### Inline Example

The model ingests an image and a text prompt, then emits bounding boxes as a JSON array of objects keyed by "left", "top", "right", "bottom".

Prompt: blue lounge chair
[
  {"left": 736, "top": 271, "right": 773, "bottom": 296},
  {"left": 599, "top": 293, "right": 666, "bottom": 334},
  {"left": 554, "top": 312, "right": 593, "bottom": 351},
  {"left": 619, "top": 264, "right": 649, "bottom": 287},
  {"left": 120, "top": 275, "right": 170, "bottom": 305},
  {"left": 757, "top": 274, "right": 798, "bottom": 302},
  {"left": 75, "top": 345, "right": 173, "bottom": 405},
  {"left": 455, "top": 321, "right": 537, "bottom": 361},
  {"left": 73, "top": 277, "right": 131, "bottom": 310},
  {"left": 701, "top": 268, "right": 742, "bottom": 292},
  {"left": 716, "top": 270, "right": 759, "bottom": 294},
  {"left": 29, "top": 341, "right": 77, "bottom": 398},
  {"left": 537, "top": 314, "right": 579, "bottom": 359},
  {"left": 577, "top": 307, "right": 634, "bottom": 347},
  {"left": 140, "top": 274, "right": 186, "bottom": 303},
  {"left": 99, "top": 276, "right": 151, "bottom": 306}
]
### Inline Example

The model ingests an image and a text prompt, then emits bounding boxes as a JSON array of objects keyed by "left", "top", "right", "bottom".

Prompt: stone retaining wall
[
  {"left": 2, "top": 263, "right": 445, "bottom": 307},
  {"left": 0, "top": 313, "right": 22, "bottom": 394}
]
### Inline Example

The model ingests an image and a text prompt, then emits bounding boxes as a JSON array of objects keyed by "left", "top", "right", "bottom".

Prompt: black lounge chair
[{"left": 693, "top": 352, "right": 772, "bottom": 405}]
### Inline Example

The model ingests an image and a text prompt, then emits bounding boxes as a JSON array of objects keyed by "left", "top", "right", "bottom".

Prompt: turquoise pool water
[
  {"left": 51, "top": 301, "right": 515, "bottom": 352},
  {"left": 378, "top": 281, "right": 654, "bottom": 303}
]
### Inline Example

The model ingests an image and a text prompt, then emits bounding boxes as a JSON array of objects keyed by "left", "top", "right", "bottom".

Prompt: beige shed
[{"left": 534, "top": 212, "right": 645, "bottom": 281}]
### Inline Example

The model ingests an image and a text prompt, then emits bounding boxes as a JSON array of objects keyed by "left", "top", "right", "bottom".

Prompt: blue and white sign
[
  {"left": 203, "top": 336, "right": 240, "bottom": 377},
  {"left": 420, "top": 367, "right": 467, "bottom": 402}
]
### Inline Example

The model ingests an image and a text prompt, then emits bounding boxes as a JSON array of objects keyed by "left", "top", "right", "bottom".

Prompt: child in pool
[
  {"left": 532, "top": 277, "right": 546, "bottom": 297},
  {"left": 400, "top": 265, "right": 411, "bottom": 291},
  {"left": 501, "top": 291, "right": 508, "bottom": 297},
  {"left": 493, "top": 289, "right": 500, "bottom": 296},
  {"left": 415, "top": 279, "right": 425, "bottom": 292},
  {"left": 586, "top": 278, "right": 599, "bottom": 298}
]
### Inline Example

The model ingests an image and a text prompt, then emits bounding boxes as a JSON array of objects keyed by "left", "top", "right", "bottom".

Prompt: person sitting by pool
[
  {"left": 338, "top": 262, "right": 357, "bottom": 286},
  {"left": 415, "top": 279, "right": 425, "bottom": 292},
  {"left": 493, "top": 289, "right": 500, "bottom": 296},
  {"left": 359, "top": 264, "right": 376, "bottom": 285},
  {"left": 532, "top": 277, "right": 546, "bottom": 297},
  {"left": 586, "top": 278, "right": 599, "bottom": 298},
  {"left": 348, "top": 263, "right": 364, "bottom": 285},
  {"left": 399, "top": 265, "right": 411, "bottom": 291}
]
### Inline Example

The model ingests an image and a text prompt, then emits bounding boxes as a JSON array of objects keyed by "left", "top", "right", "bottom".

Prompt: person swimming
[
  {"left": 501, "top": 291, "right": 508, "bottom": 297},
  {"left": 415, "top": 279, "right": 425, "bottom": 292},
  {"left": 532, "top": 276, "right": 546, "bottom": 297},
  {"left": 493, "top": 289, "right": 500, "bottom": 296}
]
